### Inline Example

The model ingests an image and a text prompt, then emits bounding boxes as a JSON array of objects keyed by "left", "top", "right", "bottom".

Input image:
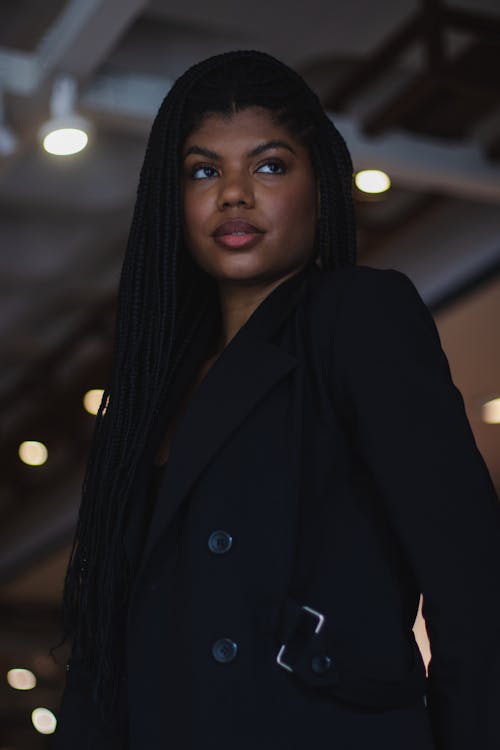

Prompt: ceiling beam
[
  {"left": 0, "top": 0, "right": 148, "bottom": 94},
  {"left": 324, "top": 14, "right": 421, "bottom": 111}
]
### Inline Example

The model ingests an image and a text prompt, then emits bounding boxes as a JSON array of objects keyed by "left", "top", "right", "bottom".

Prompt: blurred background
[{"left": 1, "top": 0, "right": 499, "bottom": 746}]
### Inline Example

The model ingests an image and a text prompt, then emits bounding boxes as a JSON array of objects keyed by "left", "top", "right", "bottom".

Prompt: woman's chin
[{"left": 202, "top": 254, "right": 278, "bottom": 285}]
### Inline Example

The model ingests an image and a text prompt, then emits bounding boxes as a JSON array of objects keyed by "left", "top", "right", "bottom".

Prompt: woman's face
[{"left": 181, "top": 106, "right": 319, "bottom": 286}]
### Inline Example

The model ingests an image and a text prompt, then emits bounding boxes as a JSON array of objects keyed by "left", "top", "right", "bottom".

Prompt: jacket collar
[{"left": 128, "top": 258, "right": 321, "bottom": 581}]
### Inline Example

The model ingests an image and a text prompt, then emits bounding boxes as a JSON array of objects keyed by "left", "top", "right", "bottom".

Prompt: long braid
[{"left": 56, "top": 49, "right": 358, "bottom": 726}]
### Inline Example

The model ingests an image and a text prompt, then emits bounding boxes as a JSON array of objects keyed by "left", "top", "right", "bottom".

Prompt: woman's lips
[
  {"left": 212, "top": 220, "right": 265, "bottom": 250},
  {"left": 213, "top": 231, "right": 265, "bottom": 250},
  {"left": 213, "top": 219, "right": 263, "bottom": 235}
]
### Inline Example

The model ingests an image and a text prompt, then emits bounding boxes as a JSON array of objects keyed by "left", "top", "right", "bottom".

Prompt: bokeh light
[
  {"left": 482, "top": 397, "right": 500, "bottom": 424},
  {"left": 42, "top": 127, "right": 88, "bottom": 156},
  {"left": 355, "top": 169, "right": 391, "bottom": 194},
  {"left": 83, "top": 388, "right": 105, "bottom": 416},
  {"left": 6, "top": 668, "right": 37, "bottom": 690},
  {"left": 31, "top": 708, "right": 57, "bottom": 735},
  {"left": 18, "top": 441, "right": 48, "bottom": 466}
]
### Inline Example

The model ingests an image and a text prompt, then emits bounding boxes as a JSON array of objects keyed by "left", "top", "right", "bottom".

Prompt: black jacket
[{"left": 53, "top": 261, "right": 500, "bottom": 750}]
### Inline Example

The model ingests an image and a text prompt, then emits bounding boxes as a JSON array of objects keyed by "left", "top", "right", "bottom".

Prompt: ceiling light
[
  {"left": 18, "top": 440, "right": 48, "bottom": 466},
  {"left": 83, "top": 388, "right": 104, "bottom": 416},
  {"left": 38, "top": 75, "right": 91, "bottom": 156},
  {"left": 355, "top": 169, "right": 391, "bottom": 194},
  {"left": 482, "top": 397, "right": 500, "bottom": 424},
  {"left": 7, "top": 668, "right": 37, "bottom": 690},
  {"left": 31, "top": 707, "right": 57, "bottom": 735},
  {"left": 40, "top": 120, "right": 89, "bottom": 155}
]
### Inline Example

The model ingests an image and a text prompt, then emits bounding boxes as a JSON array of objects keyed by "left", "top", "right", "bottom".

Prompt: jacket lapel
[
  {"left": 134, "top": 260, "right": 319, "bottom": 580},
  {"left": 122, "top": 306, "right": 216, "bottom": 576}
]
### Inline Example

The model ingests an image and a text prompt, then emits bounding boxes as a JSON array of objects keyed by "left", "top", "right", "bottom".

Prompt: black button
[
  {"left": 208, "top": 530, "right": 232, "bottom": 554},
  {"left": 212, "top": 638, "right": 238, "bottom": 663},
  {"left": 311, "top": 654, "right": 332, "bottom": 674}
]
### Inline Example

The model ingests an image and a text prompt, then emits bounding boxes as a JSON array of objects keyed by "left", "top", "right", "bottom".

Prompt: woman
[{"left": 53, "top": 50, "right": 500, "bottom": 749}]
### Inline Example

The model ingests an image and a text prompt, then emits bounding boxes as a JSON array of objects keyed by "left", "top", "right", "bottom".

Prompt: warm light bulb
[
  {"left": 355, "top": 169, "right": 391, "bottom": 194},
  {"left": 31, "top": 707, "right": 57, "bottom": 735},
  {"left": 83, "top": 388, "right": 104, "bottom": 416},
  {"left": 18, "top": 440, "right": 48, "bottom": 466},
  {"left": 482, "top": 397, "right": 500, "bottom": 424},
  {"left": 7, "top": 668, "right": 37, "bottom": 690},
  {"left": 42, "top": 127, "right": 88, "bottom": 155}
]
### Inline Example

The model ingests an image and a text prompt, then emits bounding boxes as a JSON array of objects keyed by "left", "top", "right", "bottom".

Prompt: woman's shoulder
[
  {"left": 308, "top": 263, "right": 421, "bottom": 318},
  {"left": 306, "top": 262, "right": 438, "bottom": 364},
  {"left": 311, "top": 262, "right": 415, "bottom": 291}
]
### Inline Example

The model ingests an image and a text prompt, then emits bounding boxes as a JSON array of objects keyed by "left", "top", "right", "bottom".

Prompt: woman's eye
[
  {"left": 189, "top": 160, "right": 286, "bottom": 179},
  {"left": 256, "top": 160, "right": 286, "bottom": 174},
  {"left": 191, "top": 165, "right": 219, "bottom": 180}
]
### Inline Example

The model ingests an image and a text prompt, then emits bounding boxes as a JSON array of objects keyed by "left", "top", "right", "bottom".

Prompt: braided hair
[{"left": 57, "top": 49, "right": 357, "bottom": 724}]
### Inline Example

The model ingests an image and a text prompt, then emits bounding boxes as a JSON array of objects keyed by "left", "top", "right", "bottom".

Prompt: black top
[{"left": 139, "top": 460, "right": 170, "bottom": 568}]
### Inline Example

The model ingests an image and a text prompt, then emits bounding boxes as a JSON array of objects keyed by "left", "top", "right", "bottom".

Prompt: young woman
[{"left": 54, "top": 50, "right": 500, "bottom": 750}]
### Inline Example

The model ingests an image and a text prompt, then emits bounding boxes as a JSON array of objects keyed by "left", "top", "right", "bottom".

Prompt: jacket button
[
  {"left": 311, "top": 654, "right": 332, "bottom": 674},
  {"left": 212, "top": 638, "right": 238, "bottom": 663},
  {"left": 208, "top": 530, "right": 232, "bottom": 554}
]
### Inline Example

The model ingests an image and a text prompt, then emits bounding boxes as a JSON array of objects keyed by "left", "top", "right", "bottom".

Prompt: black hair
[{"left": 56, "top": 49, "right": 357, "bottom": 726}]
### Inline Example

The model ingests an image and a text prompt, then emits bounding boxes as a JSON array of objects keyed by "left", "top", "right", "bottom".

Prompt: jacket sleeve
[{"left": 333, "top": 266, "right": 500, "bottom": 750}]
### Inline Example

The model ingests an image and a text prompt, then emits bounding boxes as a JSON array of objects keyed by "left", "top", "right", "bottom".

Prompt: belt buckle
[{"left": 276, "top": 604, "right": 325, "bottom": 673}]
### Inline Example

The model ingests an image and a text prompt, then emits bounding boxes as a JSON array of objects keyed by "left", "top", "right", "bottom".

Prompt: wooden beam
[
  {"left": 445, "top": 7, "right": 500, "bottom": 41},
  {"left": 324, "top": 14, "right": 421, "bottom": 111},
  {"left": 421, "top": 0, "right": 445, "bottom": 73},
  {"left": 361, "top": 66, "right": 500, "bottom": 137},
  {"left": 361, "top": 74, "right": 435, "bottom": 136},
  {"left": 325, "top": 2, "right": 500, "bottom": 113}
]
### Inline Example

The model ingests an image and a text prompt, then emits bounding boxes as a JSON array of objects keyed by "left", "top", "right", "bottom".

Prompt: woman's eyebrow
[
  {"left": 248, "top": 140, "right": 297, "bottom": 157},
  {"left": 183, "top": 140, "right": 297, "bottom": 161}
]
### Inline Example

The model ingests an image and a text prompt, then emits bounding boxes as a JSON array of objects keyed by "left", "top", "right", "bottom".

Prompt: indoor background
[{"left": 0, "top": 0, "right": 499, "bottom": 746}]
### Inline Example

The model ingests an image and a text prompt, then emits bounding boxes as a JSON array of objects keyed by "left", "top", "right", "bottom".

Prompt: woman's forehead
[{"left": 182, "top": 106, "right": 304, "bottom": 153}]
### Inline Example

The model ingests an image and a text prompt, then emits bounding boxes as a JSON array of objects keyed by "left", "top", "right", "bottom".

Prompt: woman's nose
[{"left": 217, "top": 173, "right": 255, "bottom": 209}]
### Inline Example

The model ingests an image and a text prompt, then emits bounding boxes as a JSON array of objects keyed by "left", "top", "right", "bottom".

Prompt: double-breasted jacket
[{"left": 54, "top": 260, "right": 500, "bottom": 750}]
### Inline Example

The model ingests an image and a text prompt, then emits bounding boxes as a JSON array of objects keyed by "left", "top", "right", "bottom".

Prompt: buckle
[{"left": 276, "top": 604, "right": 325, "bottom": 673}]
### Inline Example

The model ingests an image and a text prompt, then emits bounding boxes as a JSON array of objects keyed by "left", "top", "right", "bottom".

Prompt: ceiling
[{"left": 0, "top": 0, "right": 499, "bottom": 746}]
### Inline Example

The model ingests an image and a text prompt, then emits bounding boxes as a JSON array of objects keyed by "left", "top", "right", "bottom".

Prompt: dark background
[{"left": 1, "top": 0, "right": 499, "bottom": 746}]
